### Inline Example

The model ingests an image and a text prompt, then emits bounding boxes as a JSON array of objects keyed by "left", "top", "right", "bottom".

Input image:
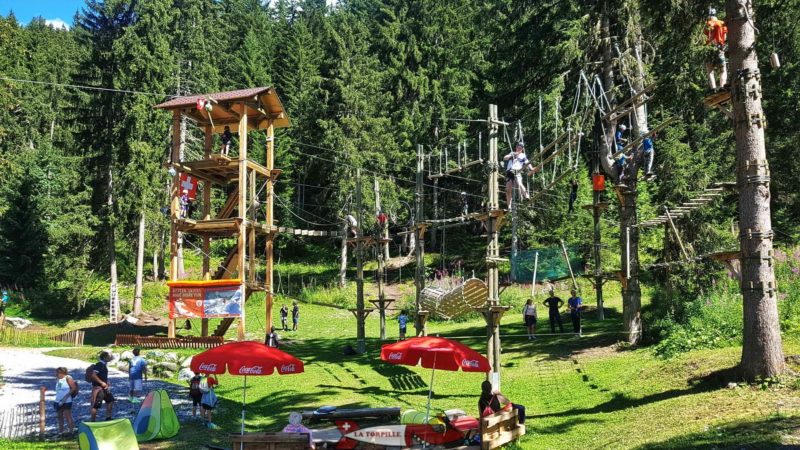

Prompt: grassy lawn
[{"left": 21, "top": 281, "right": 798, "bottom": 449}]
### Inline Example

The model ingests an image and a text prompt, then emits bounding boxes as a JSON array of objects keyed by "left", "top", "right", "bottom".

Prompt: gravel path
[{"left": 0, "top": 347, "right": 195, "bottom": 438}]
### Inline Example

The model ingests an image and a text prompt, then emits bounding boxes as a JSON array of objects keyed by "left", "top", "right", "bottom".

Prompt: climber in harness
[
  {"left": 568, "top": 179, "right": 578, "bottom": 214},
  {"left": 346, "top": 214, "right": 358, "bottom": 238},
  {"left": 704, "top": 8, "right": 728, "bottom": 92},
  {"left": 614, "top": 152, "right": 628, "bottom": 187},
  {"left": 180, "top": 189, "right": 191, "bottom": 219},
  {"left": 615, "top": 124, "right": 627, "bottom": 154},
  {"left": 375, "top": 209, "right": 388, "bottom": 237},
  {"left": 641, "top": 131, "right": 656, "bottom": 179},
  {"left": 220, "top": 126, "right": 233, "bottom": 156},
  {"left": 503, "top": 142, "right": 536, "bottom": 207},
  {"left": 460, "top": 192, "right": 469, "bottom": 217}
]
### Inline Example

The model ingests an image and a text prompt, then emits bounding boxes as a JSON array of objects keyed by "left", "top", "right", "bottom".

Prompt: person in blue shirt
[
  {"left": 567, "top": 290, "right": 583, "bottom": 336},
  {"left": 397, "top": 310, "right": 409, "bottom": 340},
  {"left": 641, "top": 131, "right": 655, "bottom": 177},
  {"left": 128, "top": 348, "right": 148, "bottom": 402},
  {"left": 0, "top": 290, "right": 8, "bottom": 315},
  {"left": 615, "top": 124, "right": 627, "bottom": 153}
]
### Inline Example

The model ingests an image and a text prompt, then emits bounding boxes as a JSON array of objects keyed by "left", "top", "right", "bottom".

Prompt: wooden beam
[{"left": 237, "top": 102, "right": 248, "bottom": 341}]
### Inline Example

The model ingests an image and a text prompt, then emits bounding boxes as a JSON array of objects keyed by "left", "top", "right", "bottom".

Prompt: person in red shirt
[{"left": 704, "top": 8, "right": 728, "bottom": 91}]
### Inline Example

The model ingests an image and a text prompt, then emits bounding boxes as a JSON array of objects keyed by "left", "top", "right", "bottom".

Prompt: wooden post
[
  {"left": 530, "top": 251, "right": 539, "bottom": 297},
  {"left": 378, "top": 241, "right": 386, "bottom": 341},
  {"left": 664, "top": 207, "right": 690, "bottom": 260},
  {"left": 168, "top": 110, "right": 181, "bottom": 338},
  {"left": 414, "top": 145, "right": 426, "bottom": 336},
  {"left": 487, "top": 104, "right": 502, "bottom": 377},
  {"left": 236, "top": 103, "right": 248, "bottom": 341},
  {"left": 265, "top": 120, "right": 275, "bottom": 332},
  {"left": 339, "top": 217, "right": 348, "bottom": 288},
  {"left": 355, "top": 169, "right": 366, "bottom": 353},
  {"left": 592, "top": 116, "right": 605, "bottom": 320},
  {"left": 38, "top": 386, "right": 45, "bottom": 437},
  {"left": 201, "top": 125, "right": 212, "bottom": 337},
  {"left": 560, "top": 239, "right": 578, "bottom": 290}
]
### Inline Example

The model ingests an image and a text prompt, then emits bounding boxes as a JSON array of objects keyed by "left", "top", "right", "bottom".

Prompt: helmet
[
  {"left": 182, "top": 189, "right": 188, "bottom": 194},
  {"left": 709, "top": 7, "right": 717, "bottom": 17},
  {"left": 619, "top": 124, "right": 627, "bottom": 131}
]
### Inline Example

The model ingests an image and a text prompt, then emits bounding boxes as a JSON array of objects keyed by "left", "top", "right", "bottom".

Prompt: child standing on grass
[
  {"left": 189, "top": 374, "right": 203, "bottom": 417},
  {"left": 292, "top": 301, "right": 300, "bottom": 331},
  {"left": 397, "top": 310, "right": 409, "bottom": 340},
  {"left": 200, "top": 375, "right": 219, "bottom": 429},
  {"left": 280, "top": 304, "right": 289, "bottom": 331}
]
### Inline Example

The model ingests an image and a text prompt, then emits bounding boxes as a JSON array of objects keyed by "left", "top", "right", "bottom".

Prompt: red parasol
[
  {"left": 380, "top": 336, "right": 490, "bottom": 372},
  {"left": 191, "top": 341, "right": 304, "bottom": 445},
  {"left": 190, "top": 340, "right": 303, "bottom": 376},
  {"left": 381, "top": 336, "right": 489, "bottom": 420}
]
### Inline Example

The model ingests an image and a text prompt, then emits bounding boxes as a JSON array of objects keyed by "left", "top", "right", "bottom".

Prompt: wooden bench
[
  {"left": 481, "top": 409, "right": 525, "bottom": 450},
  {"left": 114, "top": 334, "right": 223, "bottom": 349},
  {"left": 230, "top": 432, "right": 311, "bottom": 450}
]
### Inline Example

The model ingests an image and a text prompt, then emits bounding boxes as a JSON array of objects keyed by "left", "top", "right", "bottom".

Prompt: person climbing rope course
[
  {"left": 503, "top": 142, "right": 536, "bottom": 207},
  {"left": 704, "top": 7, "right": 728, "bottom": 92}
]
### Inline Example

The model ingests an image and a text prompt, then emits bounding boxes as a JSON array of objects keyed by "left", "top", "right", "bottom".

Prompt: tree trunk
[
  {"left": 152, "top": 249, "right": 158, "bottom": 281},
  {"left": 620, "top": 191, "right": 642, "bottom": 343},
  {"left": 133, "top": 212, "right": 145, "bottom": 316},
  {"left": 727, "top": 0, "right": 785, "bottom": 379}
]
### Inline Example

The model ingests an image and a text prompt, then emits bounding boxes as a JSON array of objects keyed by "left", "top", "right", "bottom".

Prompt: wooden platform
[
  {"left": 177, "top": 218, "right": 271, "bottom": 237},
  {"left": 703, "top": 90, "right": 731, "bottom": 108},
  {"left": 171, "top": 156, "right": 281, "bottom": 185}
]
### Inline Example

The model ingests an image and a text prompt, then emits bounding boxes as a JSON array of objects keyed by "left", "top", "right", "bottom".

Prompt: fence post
[{"left": 39, "top": 386, "right": 45, "bottom": 438}]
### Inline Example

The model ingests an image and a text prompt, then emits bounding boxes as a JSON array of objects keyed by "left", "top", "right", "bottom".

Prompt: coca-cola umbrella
[
  {"left": 380, "top": 336, "right": 490, "bottom": 421},
  {"left": 190, "top": 341, "right": 304, "bottom": 441}
]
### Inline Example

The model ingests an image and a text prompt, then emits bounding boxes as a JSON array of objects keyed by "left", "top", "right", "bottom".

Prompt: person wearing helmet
[
  {"left": 615, "top": 124, "right": 628, "bottom": 153},
  {"left": 220, "top": 126, "right": 233, "bottom": 156},
  {"left": 460, "top": 191, "right": 469, "bottom": 216},
  {"left": 641, "top": 130, "right": 656, "bottom": 177},
  {"left": 704, "top": 8, "right": 728, "bottom": 91},
  {"left": 180, "top": 189, "right": 191, "bottom": 219},
  {"left": 503, "top": 142, "right": 537, "bottom": 207}
]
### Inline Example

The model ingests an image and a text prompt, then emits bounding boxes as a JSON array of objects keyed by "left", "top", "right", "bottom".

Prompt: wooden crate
[
  {"left": 230, "top": 432, "right": 311, "bottom": 450},
  {"left": 481, "top": 409, "right": 525, "bottom": 450}
]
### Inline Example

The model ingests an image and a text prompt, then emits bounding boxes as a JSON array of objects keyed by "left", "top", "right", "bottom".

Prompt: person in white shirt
[
  {"left": 523, "top": 299, "right": 538, "bottom": 340},
  {"left": 503, "top": 142, "right": 536, "bottom": 207},
  {"left": 54, "top": 367, "right": 77, "bottom": 435}
]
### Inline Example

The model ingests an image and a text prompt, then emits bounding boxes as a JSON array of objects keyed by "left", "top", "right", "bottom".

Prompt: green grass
[{"left": 25, "top": 281, "right": 800, "bottom": 450}]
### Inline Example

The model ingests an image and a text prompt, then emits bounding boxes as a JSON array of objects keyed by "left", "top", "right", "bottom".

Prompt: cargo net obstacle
[{"left": 420, "top": 278, "right": 489, "bottom": 320}]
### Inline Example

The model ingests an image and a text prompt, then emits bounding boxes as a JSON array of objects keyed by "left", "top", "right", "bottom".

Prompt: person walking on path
[
  {"left": 567, "top": 289, "right": 583, "bottom": 336},
  {"left": 128, "top": 348, "right": 147, "bottom": 403},
  {"left": 265, "top": 326, "right": 280, "bottom": 348},
  {"left": 523, "top": 299, "right": 537, "bottom": 340},
  {"left": 397, "top": 310, "right": 409, "bottom": 340},
  {"left": 292, "top": 301, "right": 300, "bottom": 331},
  {"left": 280, "top": 304, "right": 289, "bottom": 331},
  {"left": 88, "top": 351, "right": 116, "bottom": 422},
  {"left": 188, "top": 374, "right": 203, "bottom": 418},
  {"left": 543, "top": 290, "right": 564, "bottom": 334},
  {"left": 53, "top": 367, "right": 77, "bottom": 435},
  {"left": 200, "top": 375, "right": 219, "bottom": 429},
  {"left": 478, "top": 380, "right": 526, "bottom": 424}
]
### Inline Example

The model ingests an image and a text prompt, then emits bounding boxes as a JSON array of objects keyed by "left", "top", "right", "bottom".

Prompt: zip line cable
[{"left": 0, "top": 76, "right": 173, "bottom": 98}]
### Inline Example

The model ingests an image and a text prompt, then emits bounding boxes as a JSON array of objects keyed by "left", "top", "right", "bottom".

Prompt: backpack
[
  {"left": 84, "top": 364, "right": 96, "bottom": 383},
  {"left": 68, "top": 376, "right": 79, "bottom": 398},
  {"left": 189, "top": 377, "right": 202, "bottom": 395}
]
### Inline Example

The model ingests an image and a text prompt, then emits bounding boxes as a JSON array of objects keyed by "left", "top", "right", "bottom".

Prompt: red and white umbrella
[
  {"left": 381, "top": 336, "right": 489, "bottom": 420},
  {"left": 191, "top": 341, "right": 304, "bottom": 442}
]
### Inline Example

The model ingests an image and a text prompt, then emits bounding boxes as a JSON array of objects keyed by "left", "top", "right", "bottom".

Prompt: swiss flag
[{"left": 179, "top": 173, "right": 199, "bottom": 201}]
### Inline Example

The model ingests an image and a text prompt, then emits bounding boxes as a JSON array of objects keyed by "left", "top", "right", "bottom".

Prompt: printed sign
[{"left": 169, "top": 282, "right": 243, "bottom": 319}]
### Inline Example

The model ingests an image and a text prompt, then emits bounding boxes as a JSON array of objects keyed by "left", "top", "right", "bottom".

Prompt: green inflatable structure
[
  {"left": 133, "top": 389, "right": 180, "bottom": 442},
  {"left": 77, "top": 418, "right": 139, "bottom": 450}
]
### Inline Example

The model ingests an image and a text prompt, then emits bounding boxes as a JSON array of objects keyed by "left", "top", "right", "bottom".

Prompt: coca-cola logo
[
  {"left": 238, "top": 365, "right": 264, "bottom": 375},
  {"left": 280, "top": 364, "right": 297, "bottom": 373},
  {"left": 461, "top": 359, "right": 480, "bottom": 368},
  {"left": 388, "top": 352, "right": 403, "bottom": 360},
  {"left": 198, "top": 363, "right": 218, "bottom": 372}
]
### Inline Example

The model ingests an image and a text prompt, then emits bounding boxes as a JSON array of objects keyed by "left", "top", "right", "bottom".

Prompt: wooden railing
[
  {"left": 0, "top": 388, "right": 46, "bottom": 440},
  {"left": 0, "top": 328, "right": 84, "bottom": 347},
  {"left": 481, "top": 408, "right": 525, "bottom": 450},
  {"left": 114, "top": 334, "right": 223, "bottom": 349}
]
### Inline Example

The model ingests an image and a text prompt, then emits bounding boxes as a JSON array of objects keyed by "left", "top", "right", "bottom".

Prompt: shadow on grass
[
  {"left": 634, "top": 415, "right": 800, "bottom": 449},
  {"left": 78, "top": 322, "right": 169, "bottom": 347},
  {"left": 531, "top": 366, "right": 738, "bottom": 422}
]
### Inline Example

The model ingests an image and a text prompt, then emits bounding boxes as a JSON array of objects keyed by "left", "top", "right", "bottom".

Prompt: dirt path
[{"left": 0, "top": 347, "right": 194, "bottom": 437}]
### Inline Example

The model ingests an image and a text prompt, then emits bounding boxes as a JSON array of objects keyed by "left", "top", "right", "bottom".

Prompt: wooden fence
[
  {"left": 0, "top": 328, "right": 84, "bottom": 347},
  {"left": 114, "top": 334, "right": 223, "bottom": 349},
  {"left": 0, "top": 388, "right": 46, "bottom": 440}
]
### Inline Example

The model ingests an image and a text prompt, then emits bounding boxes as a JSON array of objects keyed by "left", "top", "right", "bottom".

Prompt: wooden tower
[{"left": 154, "top": 87, "right": 290, "bottom": 340}]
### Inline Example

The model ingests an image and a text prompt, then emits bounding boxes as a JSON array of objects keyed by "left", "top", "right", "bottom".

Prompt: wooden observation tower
[{"left": 154, "top": 87, "right": 290, "bottom": 340}]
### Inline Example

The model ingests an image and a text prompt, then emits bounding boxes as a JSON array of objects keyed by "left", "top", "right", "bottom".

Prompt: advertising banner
[{"left": 168, "top": 280, "right": 243, "bottom": 319}]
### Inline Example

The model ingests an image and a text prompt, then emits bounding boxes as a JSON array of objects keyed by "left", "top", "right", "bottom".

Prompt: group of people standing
[{"left": 522, "top": 289, "right": 583, "bottom": 340}]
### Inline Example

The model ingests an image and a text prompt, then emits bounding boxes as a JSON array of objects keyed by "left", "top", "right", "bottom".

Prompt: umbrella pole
[
  {"left": 241, "top": 375, "right": 247, "bottom": 450},
  {"left": 424, "top": 352, "right": 437, "bottom": 423}
]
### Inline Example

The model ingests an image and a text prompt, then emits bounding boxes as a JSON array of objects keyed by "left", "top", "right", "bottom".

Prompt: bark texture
[{"left": 727, "top": 0, "right": 785, "bottom": 379}]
